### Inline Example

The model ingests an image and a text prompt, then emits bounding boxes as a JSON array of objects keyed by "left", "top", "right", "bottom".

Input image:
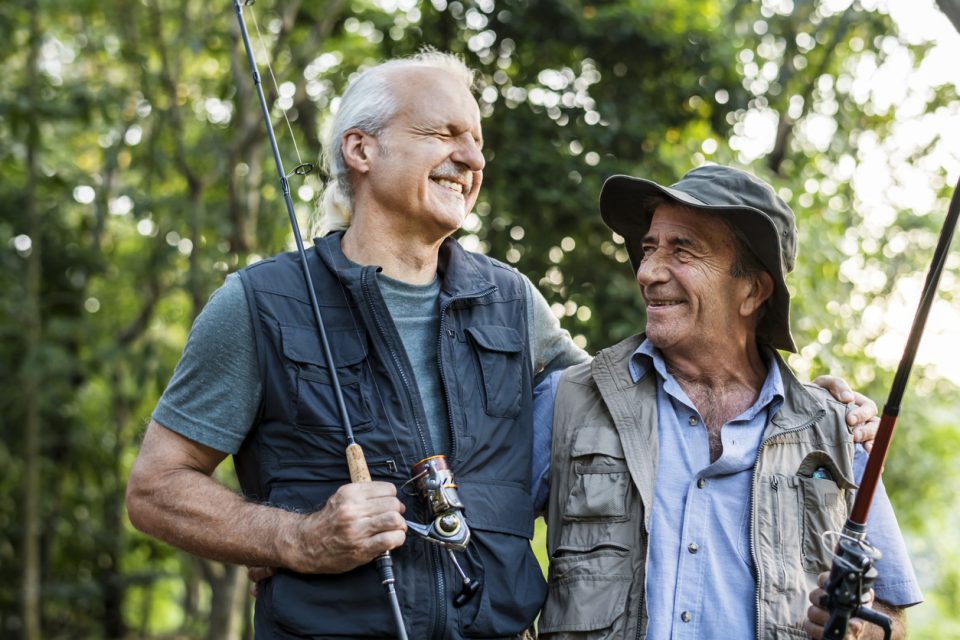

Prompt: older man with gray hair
[
  {"left": 536, "top": 165, "right": 921, "bottom": 639},
  {"left": 126, "top": 50, "right": 589, "bottom": 638},
  {"left": 126, "top": 51, "right": 879, "bottom": 638}
]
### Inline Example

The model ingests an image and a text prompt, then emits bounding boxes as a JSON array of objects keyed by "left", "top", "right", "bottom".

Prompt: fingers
[
  {"left": 247, "top": 565, "right": 275, "bottom": 583},
  {"left": 851, "top": 416, "right": 880, "bottom": 454},
  {"left": 845, "top": 391, "right": 878, "bottom": 427},
  {"left": 247, "top": 565, "right": 275, "bottom": 598},
  {"left": 292, "top": 481, "right": 407, "bottom": 574},
  {"left": 806, "top": 572, "right": 870, "bottom": 640},
  {"left": 811, "top": 376, "right": 881, "bottom": 429},
  {"left": 812, "top": 374, "right": 855, "bottom": 404}
]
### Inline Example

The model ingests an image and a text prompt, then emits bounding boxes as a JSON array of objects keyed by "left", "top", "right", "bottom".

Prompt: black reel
[
  {"left": 821, "top": 535, "right": 891, "bottom": 640},
  {"left": 404, "top": 455, "right": 480, "bottom": 607}
]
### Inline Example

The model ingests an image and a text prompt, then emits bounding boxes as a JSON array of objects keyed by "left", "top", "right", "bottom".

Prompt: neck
[
  {"left": 663, "top": 339, "right": 769, "bottom": 460},
  {"left": 663, "top": 347, "right": 767, "bottom": 392},
  {"left": 340, "top": 213, "right": 446, "bottom": 285}
]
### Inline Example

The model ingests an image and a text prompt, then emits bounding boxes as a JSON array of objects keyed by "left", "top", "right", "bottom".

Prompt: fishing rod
[
  {"left": 821, "top": 176, "right": 960, "bottom": 639},
  {"left": 231, "top": 1, "right": 408, "bottom": 637}
]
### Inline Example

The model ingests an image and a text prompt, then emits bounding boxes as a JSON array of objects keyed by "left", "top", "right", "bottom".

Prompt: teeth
[
  {"left": 434, "top": 178, "right": 464, "bottom": 194},
  {"left": 649, "top": 300, "right": 682, "bottom": 307}
]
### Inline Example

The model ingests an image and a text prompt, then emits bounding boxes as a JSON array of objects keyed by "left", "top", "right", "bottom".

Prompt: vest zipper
[
  {"left": 633, "top": 582, "right": 645, "bottom": 640},
  {"left": 749, "top": 411, "right": 824, "bottom": 639},
  {"left": 360, "top": 269, "right": 431, "bottom": 455},
  {"left": 437, "top": 299, "right": 457, "bottom": 462},
  {"left": 360, "top": 269, "right": 444, "bottom": 638},
  {"left": 430, "top": 287, "right": 492, "bottom": 640}
]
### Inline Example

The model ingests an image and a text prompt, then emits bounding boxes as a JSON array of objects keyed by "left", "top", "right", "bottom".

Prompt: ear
[
  {"left": 739, "top": 271, "right": 774, "bottom": 317},
  {"left": 341, "top": 128, "right": 376, "bottom": 174}
]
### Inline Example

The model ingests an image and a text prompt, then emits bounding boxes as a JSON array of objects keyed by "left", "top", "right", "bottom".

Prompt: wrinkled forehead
[
  {"left": 647, "top": 202, "right": 736, "bottom": 246},
  {"left": 387, "top": 67, "right": 481, "bottom": 123}
]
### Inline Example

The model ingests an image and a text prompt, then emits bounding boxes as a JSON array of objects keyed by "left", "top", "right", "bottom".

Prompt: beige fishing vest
[{"left": 540, "top": 335, "right": 857, "bottom": 639}]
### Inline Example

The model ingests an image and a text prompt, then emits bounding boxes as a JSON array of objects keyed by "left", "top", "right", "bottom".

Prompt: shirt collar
[{"left": 629, "top": 338, "right": 784, "bottom": 417}]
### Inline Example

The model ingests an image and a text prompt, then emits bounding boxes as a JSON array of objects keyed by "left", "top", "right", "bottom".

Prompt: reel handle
[{"left": 821, "top": 534, "right": 890, "bottom": 640}]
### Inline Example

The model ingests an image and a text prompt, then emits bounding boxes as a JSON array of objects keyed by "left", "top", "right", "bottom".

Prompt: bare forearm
[
  {"left": 127, "top": 463, "right": 299, "bottom": 568},
  {"left": 126, "top": 420, "right": 407, "bottom": 574}
]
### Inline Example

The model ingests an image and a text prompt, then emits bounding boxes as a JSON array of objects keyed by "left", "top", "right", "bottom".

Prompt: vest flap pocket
[
  {"left": 464, "top": 325, "right": 523, "bottom": 353},
  {"left": 539, "top": 572, "right": 631, "bottom": 633},
  {"left": 457, "top": 481, "right": 535, "bottom": 539},
  {"left": 570, "top": 424, "right": 625, "bottom": 458},
  {"left": 796, "top": 450, "right": 856, "bottom": 490},
  {"left": 565, "top": 425, "right": 630, "bottom": 522},
  {"left": 465, "top": 325, "right": 524, "bottom": 418},
  {"left": 280, "top": 324, "right": 366, "bottom": 367}
]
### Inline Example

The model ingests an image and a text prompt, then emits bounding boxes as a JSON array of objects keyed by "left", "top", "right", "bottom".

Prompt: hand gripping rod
[
  {"left": 822, "top": 176, "right": 960, "bottom": 639},
  {"left": 231, "top": 2, "right": 407, "bottom": 637}
]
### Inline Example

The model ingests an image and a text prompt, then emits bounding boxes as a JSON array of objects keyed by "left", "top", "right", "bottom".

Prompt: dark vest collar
[{"left": 313, "top": 231, "right": 497, "bottom": 300}]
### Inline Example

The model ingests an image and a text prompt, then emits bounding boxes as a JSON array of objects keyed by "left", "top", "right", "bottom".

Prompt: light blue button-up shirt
[
  {"left": 636, "top": 339, "right": 780, "bottom": 639},
  {"left": 532, "top": 339, "right": 922, "bottom": 638}
]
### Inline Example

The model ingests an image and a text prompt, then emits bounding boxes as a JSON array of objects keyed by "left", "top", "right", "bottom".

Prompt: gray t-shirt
[
  {"left": 376, "top": 273, "right": 449, "bottom": 454},
  {"left": 153, "top": 267, "right": 587, "bottom": 455}
]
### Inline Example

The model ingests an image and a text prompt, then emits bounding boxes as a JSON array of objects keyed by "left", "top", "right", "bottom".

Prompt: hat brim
[{"left": 600, "top": 174, "right": 797, "bottom": 353}]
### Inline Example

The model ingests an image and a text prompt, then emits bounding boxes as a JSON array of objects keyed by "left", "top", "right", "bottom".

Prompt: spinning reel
[
  {"left": 821, "top": 533, "right": 891, "bottom": 640},
  {"left": 404, "top": 455, "right": 481, "bottom": 606}
]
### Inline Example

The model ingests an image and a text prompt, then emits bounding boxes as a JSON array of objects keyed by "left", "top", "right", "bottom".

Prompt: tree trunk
[
  {"left": 21, "top": 1, "right": 43, "bottom": 637},
  {"left": 101, "top": 368, "right": 130, "bottom": 638},
  {"left": 202, "top": 561, "right": 249, "bottom": 640}
]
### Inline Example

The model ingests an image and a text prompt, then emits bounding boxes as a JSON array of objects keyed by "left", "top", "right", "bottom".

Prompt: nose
[
  {"left": 453, "top": 133, "right": 485, "bottom": 172},
  {"left": 635, "top": 249, "right": 667, "bottom": 288}
]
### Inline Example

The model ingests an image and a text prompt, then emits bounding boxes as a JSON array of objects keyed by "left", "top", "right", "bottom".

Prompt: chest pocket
[
  {"left": 563, "top": 426, "right": 631, "bottom": 523},
  {"left": 280, "top": 324, "right": 374, "bottom": 433},
  {"left": 465, "top": 325, "right": 524, "bottom": 418},
  {"left": 796, "top": 451, "right": 855, "bottom": 572}
]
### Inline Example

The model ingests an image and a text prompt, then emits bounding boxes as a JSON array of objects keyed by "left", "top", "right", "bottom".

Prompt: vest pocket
[
  {"left": 280, "top": 324, "right": 374, "bottom": 432},
  {"left": 563, "top": 427, "right": 631, "bottom": 523},
  {"left": 457, "top": 527, "right": 547, "bottom": 637},
  {"left": 796, "top": 452, "right": 853, "bottom": 573},
  {"left": 465, "top": 325, "right": 524, "bottom": 418},
  {"left": 267, "top": 567, "right": 398, "bottom": 637},
  {"left": 539, "top": 547, "right": 632, "bottom": 636}
]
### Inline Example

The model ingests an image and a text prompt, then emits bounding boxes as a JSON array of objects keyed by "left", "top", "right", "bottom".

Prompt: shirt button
[
  {"left": 681, "top": 611, "right": 693, "bottom": 623},
  {"left": 697, "top": 477, "right": 706, "bottom": 489},
  {"left": 688, "top": 543, "right": 699, "bottom": 554},
  {"left": 688, "top": 416, "right": 698, "bottom": 426}
]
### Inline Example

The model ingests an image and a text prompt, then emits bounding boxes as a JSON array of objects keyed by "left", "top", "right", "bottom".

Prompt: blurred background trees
[{"left": 1, "top": 0, "right": 958, "bottom": 637}]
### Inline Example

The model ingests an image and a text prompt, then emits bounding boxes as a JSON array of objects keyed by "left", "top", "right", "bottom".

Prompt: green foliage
[{"left": 1, "top": 0, "right": 958, "bottom": 637}]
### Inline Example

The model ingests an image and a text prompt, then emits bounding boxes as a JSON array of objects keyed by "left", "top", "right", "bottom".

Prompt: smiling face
[
  {"left": 352, "top": 66, "right": 484, "bottom": 239},
  {"left": 637, "top": 204, "right": 767, "bottom": 361}
]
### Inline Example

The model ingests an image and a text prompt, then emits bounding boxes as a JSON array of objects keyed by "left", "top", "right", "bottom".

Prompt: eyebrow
[{"left": 642, "top": 233, "right": 697, "bottom": 248}]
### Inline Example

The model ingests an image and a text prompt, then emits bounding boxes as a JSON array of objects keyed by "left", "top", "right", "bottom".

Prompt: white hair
[{"left": 314, "top": 50, "right": 476, "bottom": 236}]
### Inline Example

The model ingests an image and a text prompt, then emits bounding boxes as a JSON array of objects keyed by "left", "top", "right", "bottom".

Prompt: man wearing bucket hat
[{"left": 536, "top": 165, "right": 921, "bottom": 639}]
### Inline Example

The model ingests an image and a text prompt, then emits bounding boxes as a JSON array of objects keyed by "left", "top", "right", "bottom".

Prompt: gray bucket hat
[{"left": 600, "top": 164, "right": 798, "bottom": 352}]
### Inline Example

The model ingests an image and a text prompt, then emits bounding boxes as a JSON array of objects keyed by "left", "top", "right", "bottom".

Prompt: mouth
[
  {"left": 645, "top": 298, "right": 685, "bottom": 309},
  {"left": 431, "top": 177, "right": 466, "bottom": 195}
]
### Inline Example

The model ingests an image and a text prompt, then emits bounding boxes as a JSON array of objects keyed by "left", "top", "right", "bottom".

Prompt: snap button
[
  {"left": 688, "top": 415, "right": 698, "bottom": 426},
  {"left": 681, "top": 611, "right": 693, "bottom": 623},
  {"left": 688, "top": 543, "right": 699, "bottom": 554}
]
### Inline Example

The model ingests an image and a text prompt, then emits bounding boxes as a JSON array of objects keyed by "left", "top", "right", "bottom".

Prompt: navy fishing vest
[{"left": 235, "top": 232, "right": 544, "bottom": 639}]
